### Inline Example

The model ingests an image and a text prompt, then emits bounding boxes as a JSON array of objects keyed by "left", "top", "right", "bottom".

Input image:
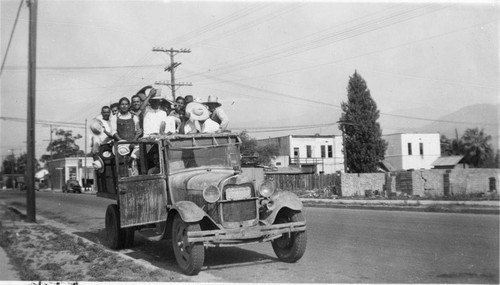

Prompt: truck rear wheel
[
  {"left": 171, "top": 214, "right": 204, "bottom": 275},
  {"left": 271, "top": 211, "right": 307, "bottom": 263},
  {"left": 105, "top": 204, "right": 126, "bottom": 250}
]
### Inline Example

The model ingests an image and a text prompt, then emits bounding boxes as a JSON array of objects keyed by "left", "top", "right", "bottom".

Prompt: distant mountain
[
  {"left": 379, "top": 106, "right": 446, "bottom": 134},
  {"left": 419, "top": 104, "right": 499, "bottom": 150}
]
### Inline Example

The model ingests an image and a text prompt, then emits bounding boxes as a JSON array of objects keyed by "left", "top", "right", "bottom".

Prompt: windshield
[{"left": 167, "top": 144, "right": 240, "bottom": 173}]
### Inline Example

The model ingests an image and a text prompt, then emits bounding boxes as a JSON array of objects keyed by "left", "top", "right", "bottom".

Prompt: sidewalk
[
  {"left": 301, "top": 198, "right": 500, "bottom": 214},
  {"left": 0, "top": 247, "right": 19, "bottom": 280}
]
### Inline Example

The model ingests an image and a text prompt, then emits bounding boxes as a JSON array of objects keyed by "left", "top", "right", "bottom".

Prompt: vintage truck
[{"left": 94, "top": 133, "right": 306, "bottom": 275}]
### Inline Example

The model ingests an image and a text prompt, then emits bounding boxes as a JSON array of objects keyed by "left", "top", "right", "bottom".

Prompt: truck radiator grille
[{"left": 222, "top": 200, "right": 257, "bottom": 222}]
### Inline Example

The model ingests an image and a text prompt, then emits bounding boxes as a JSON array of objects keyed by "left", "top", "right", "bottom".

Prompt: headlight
[
  {"left": 203, "top": 185, "right": 220, "bottom": 203},
  {"left": 259, "top": 181, "right": 275, "bottom": 197}
]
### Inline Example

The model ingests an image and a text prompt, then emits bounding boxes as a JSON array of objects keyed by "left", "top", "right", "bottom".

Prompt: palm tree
[{"left": 461, "top": 128, "right": 493, "bottom": 167}]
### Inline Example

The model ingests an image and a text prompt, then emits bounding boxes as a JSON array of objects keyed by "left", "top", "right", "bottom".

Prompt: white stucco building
[
  {"left": 383, "top": 133, "right": 441, "bottom": 170},
  {"left": 256, "top": 135, "right": 344, "bottom": 174},
  {"left": 45, "top": 157, "right": 94, "bottom": 190}
]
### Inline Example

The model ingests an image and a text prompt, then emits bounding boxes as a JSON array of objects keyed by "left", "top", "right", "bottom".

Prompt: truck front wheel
[
  {"left": 171, "top": 214, "right": 204, "bottom": 275},
  {"left": 271, "top": 211, "right": 307, "bottom": 263}
]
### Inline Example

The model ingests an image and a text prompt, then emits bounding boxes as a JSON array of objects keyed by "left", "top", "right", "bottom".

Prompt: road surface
[{"left": 1, "top": 190, "right": 498, "bottom": 283}]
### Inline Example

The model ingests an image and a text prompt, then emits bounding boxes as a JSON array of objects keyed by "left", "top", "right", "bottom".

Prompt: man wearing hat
[
  {"left": 204, "top": 96, "right": 229, "bottom": 131},
  {"left": 184, "top": 102, "right": 220, "bottom": 134},
  {"left": 142, "top": 88, "right": 177, "bottom": 136}
]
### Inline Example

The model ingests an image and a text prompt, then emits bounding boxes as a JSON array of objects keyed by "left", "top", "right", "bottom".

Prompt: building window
[
  {"left": 306, "top": 145, "right": 312, "bottom": 158},
  {"left": 294, "top": 147, "right": 299, "bottom": 157},
  {"left": 321, "top": 145, "right": 326, "bottom": 158},
  {"left": 328, "top": 145, "right": 333, "bottom": 158},
  {"left": 419, "top": 142, "right": 424, "bottom": 155},
  {"left": 276, "top": 162, "right": 281, "bottom": 166},
  {"left": 408, "top": 143, "right": 412, "bottom": 155}
]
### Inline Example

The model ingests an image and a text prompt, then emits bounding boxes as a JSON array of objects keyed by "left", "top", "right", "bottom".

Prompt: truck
[{"left": 95, "top": 133, "right": 306, "bottom": 275}]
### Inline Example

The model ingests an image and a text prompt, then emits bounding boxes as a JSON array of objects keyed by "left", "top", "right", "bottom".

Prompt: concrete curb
[{"left": 301, "top": 198, "right": 500, "bottom": 214}]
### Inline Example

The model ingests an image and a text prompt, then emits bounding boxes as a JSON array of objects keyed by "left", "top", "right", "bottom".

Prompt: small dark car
[{"left": 62, "top": 179, "right": 82, "bottom": 193}]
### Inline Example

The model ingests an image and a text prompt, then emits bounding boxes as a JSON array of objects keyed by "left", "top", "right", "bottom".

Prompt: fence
[
  {"left": 265, "top": 173, "right": 339, "bottom": 192},
  {"left": 265, "top": 169, "right": 500, "bottom": 197}
]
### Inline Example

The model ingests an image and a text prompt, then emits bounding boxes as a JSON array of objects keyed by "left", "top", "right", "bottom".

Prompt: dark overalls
[{"left": 116, "top": 114, "right": 136, "bottom": 141}]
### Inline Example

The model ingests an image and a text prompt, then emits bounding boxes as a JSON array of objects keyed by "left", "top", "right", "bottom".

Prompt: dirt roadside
[
  {"left": 0, "top": 202, "right": 188, "bottom": 282},
  {"left": 1, "top": 198, "right": 498, "bottom": 282}
]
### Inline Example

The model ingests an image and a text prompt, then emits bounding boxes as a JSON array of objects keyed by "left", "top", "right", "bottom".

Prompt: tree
[
  {"left": 256, "top": 144, "right": 280, "bottom": 166},
  {"left": 238, "top": 131, "right": 279, "bottom": 166},
  {"left": 1, "top": 154, "right": 16, "bottom": 174},
  {"left": 40, "top": 128, "right": 85, "bottom": 162},
  {"left": 16, "top": 152, "right": 40, "bottom": 174},
  {"left": 239, "top": 131, "right": 258, "bottom": 156},
  {"left": 0, "top": 152, "right": 39, "bottom": 175},
  {"left": 461, "top": 127, "right": 493, "bottom": 167},
  {"left": 339, "top": 71, "right": 387, "bottom": 173},
  {"left": 440, "top": 134, "right": 464, "bottom": 156}
]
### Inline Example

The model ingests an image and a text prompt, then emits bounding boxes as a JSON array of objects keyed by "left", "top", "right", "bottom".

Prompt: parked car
[
  {"left": 95, "top": 133, "right": 307, "bottom": 275},
  {"left": 62, "top": 179, "right": 82, "bottom": 193}
]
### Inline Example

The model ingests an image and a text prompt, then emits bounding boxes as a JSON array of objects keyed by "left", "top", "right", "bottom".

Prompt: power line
[
  {"left": 0, "top": 116, "right": 86, "bottom": 128},
  {"left": 0, "top": 0, "right": 24, "bottom": 77},
  {"left": 187, "top": 4, "right": 446, "bottom": 80},
  {"left": 2, "top": 64, "right": 163, "bottom": 71}
]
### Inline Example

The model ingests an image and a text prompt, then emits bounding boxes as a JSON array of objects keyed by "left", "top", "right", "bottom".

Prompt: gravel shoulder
[{"left": 0, "top": 202, "right": 187, "bottom": 282}]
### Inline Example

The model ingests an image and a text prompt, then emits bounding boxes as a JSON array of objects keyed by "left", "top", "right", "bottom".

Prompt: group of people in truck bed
[{"left": 89, "top": 85, "right": 229, "bottom": 155}]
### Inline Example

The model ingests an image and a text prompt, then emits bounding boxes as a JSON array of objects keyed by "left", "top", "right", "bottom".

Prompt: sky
[{"left": 0, "top": 0, "right": 498, "bottom": 162}]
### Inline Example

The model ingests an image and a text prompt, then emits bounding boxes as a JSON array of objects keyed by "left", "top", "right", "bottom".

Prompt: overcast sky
[{"left": 1, "top": 0, "right": 498, "bottom": 161}]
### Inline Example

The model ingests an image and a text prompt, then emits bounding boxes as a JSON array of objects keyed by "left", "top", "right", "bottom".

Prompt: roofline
[
  {"left": 382, "top": 132, "right": 441, "bottom": 137},
  {"left": 256, "top": 134, "right": 337, "bottom": 140}
]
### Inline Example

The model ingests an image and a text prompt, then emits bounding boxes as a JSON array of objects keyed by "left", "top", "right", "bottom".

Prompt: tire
[
  {"left": 105, "top": 204, "right": 126, "bottom": 250},
  {"left": 171, "top": 214, "right": 204, "bottom": 275},
  {"left": 271, "top": 211, "right": 307, "bottom": 263},
  {"left": 124, "top": 227, "right": 135, "bottom": 248}
]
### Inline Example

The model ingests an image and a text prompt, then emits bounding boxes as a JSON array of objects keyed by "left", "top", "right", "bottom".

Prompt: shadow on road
[{"left": 73, "top": 229, "right": 279, "bottom": 274}]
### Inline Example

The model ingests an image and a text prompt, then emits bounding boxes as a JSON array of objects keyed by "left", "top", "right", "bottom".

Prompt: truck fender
[
  {"left": 171, "top": 201, "right": 206, "bottom": 223},
  {"left": 263, "top": 191, "right": 303, "bottom": 225}
]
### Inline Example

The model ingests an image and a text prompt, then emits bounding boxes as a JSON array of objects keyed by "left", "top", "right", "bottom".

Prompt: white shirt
[
  {"left": 211, "top": 107, "right": 229, "bottom": 130},
  {"left": 143, "top": 106, "right": 177, "bottom": 136},
  {"left": 201, "top": 118, "right": 220, "bottom": 133},
  {"left": 90, "top": 115, "right": 113, "bottom": 153},
  {"left": 96, "top": 114, "right": 112, "bottom": 133}
]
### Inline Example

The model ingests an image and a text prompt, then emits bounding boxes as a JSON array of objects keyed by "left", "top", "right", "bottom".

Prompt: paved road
[{"left": 1, "top": 190, "right": 498, "bottom": 283}]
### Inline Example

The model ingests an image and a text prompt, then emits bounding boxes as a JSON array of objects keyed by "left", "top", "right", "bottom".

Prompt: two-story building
[
  {"left": 383, "top": 133, "right": 441, "bottom": 170},
  {"left": 256, "top": 135, "right": 344, "bottom": 174}
]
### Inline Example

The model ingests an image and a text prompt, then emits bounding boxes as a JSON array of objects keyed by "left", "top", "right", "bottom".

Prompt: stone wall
[
  {"left": 339, "top": 173, "right": 386, "bottom": 197},
  {"left": 448, "top": 169, "right": 500, "bottom": 195},
  {"left": 338, "top": 169, "right": 499, "bottom": 197}
]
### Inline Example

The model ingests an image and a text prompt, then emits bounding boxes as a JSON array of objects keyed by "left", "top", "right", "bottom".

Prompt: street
[{"left": 1, "top": 190, "right": 498, "bottom": 283}]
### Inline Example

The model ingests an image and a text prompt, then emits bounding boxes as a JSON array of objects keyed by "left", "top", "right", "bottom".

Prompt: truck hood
[{"left": 170, "top": 170, "right": 253, "bottom": 191}]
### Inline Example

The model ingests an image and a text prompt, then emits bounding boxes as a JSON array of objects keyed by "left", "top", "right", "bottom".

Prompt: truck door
[{"left": 115, "top": 141, "right": 168, "bottom": 228}]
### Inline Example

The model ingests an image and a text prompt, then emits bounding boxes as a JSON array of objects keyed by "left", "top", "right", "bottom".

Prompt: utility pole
[
  {"left": 26, "top": 0, "right": 37, "bottom": 223},
  {"left": 49, "top": 124, "right": 53, "bottom": 160},
  {"left": 84, "top": 118, "right": 87, "bottom": 191},
  {"left": 152, "top": 47, "right": 192, "bottom": 99}
]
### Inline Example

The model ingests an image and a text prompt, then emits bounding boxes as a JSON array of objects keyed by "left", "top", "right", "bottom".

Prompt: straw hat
[
  {"left": 89, "top": 118, "right": 103, "bottom": 135},
  {"left": 204, "top": 95, "right": 221, "bottom": 106},
  {"left": 185, "top": 102, "right": 210, "bottom": 121},
  {"left": 92, "top": 157, "right": 104, "bottom": 173},
  {"left": 113, "top": 141, "right": 131, "bottom": 156}
]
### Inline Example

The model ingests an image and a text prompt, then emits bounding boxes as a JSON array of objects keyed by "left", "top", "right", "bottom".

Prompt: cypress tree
[{"left": 339, "top": 71, "right": 387, "bottom": 173}]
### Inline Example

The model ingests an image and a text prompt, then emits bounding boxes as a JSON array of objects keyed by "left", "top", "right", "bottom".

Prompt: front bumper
[{"left": 187, "top": 221, "right": 306, "bottom": 245}]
